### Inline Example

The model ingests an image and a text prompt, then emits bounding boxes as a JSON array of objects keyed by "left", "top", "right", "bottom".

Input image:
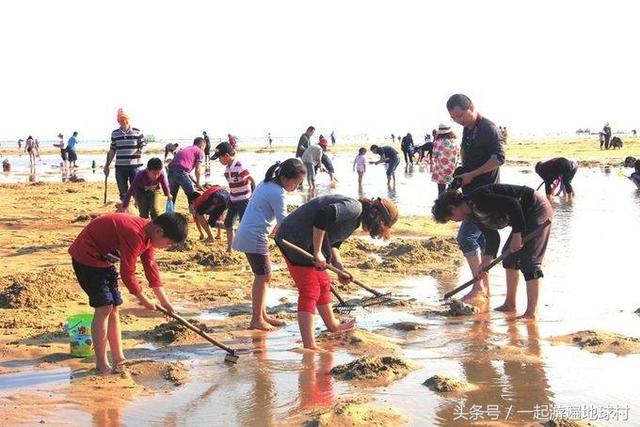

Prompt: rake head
[
  {"left": 223, "top": 351, "right": 239, "bottom": 365},
  {"left": 360, "top": 293, "right": 394, "bottom": 308},
  {"left": 332, "top": 302, "right": 358, "bottom": 314}
]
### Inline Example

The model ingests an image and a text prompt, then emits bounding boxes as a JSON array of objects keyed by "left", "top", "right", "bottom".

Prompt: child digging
[
  {"left": 211, "top": 142, "right": 256, "bottom": 252},
  {"left": 188, "top": 185, "right": 229, "bottom": 243},
  {"left": 432, "top": 184, "right": 552, "bottom": 319},
  {"left": 232, "top": 158, "right": 306, "bottom": 330},
  {"left": 68, "top": 212, "right": 188, "bottom": 374},
  {"left": 276, "top": 195, "right": 399, "bottom": 350},
  {"left": 118, "top": 157, "right": 171, "bottom": 219}
]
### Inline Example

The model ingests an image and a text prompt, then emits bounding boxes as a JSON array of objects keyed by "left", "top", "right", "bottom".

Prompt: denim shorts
[
  {"left": 224, "top": 199, "right": 248, "bottom": 229},
  {"left": 457, "top": 219, "right": 486, "bottom": 255},
  {"left": 72, "top": 258, "right": 122, "bottom": 308}
]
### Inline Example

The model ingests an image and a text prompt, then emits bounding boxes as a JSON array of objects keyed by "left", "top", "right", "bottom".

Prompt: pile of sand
[
  {"left": 376, "top": 237, "right": 461, "bottom": 276},
  {"left": 128, "top": 360, "right": 188, "bottom": 387},
  {"left": 317, "top": 329, "right": 401, "bottom": 355},
  {"left": 390, "top": 322, "right": 426, "bottom": 331},
  {"left": 0, "top": 267, "right": 79, "bottom": 309},
  {"left": 330, "top": 356, "right": 415, "bottom": 386},
  {"left": 303, "top": 398, "right": 406, "bottom": 427},
  {"left": 194, "top": 249, "right": 245, "bottom": 268},
  {"left": 552, "top": 330, "right": 640, "bottom": 355},
  {"left": 446, "top": 299, "right": 479, "bottom": 316},
  {"left": 144, "top": 320, "right": 210, "bottom": 345},
  {"left": 71, "top": 213, "right": 99, "bottom": 223},
  {"left": 422, "top": 375, "right": 477, "bottom": 393}
]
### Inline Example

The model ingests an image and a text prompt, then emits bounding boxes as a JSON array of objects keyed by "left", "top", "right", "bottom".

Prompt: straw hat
[{"left": 436, "top": 124, "right": 452, "bottom": 135}]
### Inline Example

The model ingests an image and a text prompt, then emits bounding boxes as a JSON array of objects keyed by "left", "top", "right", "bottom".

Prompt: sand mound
[
  {"left": 390, "top": 322, "right": 426, "bottom": 331},
  {"left": 303, "top": 398, "right": 406, "bottom": 427},
  {"left": 317, "top": 328, "right": 401, "bottom": 355},
  {"left": 377, "top": 237, "right": 460, "bottom": 276},
  {"left": 424, "top": 299, "right": 479, "bottom": 317},
  {"left": 331, "top": 356, "right": 415, "bottom": 386},
  {"left": 0, "top": 268, "right": 78, "bottom": 308},
  {"left": 128, "top": 360, "right": 188, "bottom": 387},
  {"left": 423, "top": 375, "right": 477, "bottom": 393},
  {"left": 144, "top": 320, "right": 210, "bottom": 345},
  {"left": 194, "top": 249, "right": 245, "bottom": 268},
  {"left": 552, "top": 330, "right": 640, "bottom": 355}
]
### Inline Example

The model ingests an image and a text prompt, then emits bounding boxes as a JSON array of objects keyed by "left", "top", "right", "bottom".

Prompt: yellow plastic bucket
[{"left": 67, "top": 314, "right": 94, "bottom": 358}]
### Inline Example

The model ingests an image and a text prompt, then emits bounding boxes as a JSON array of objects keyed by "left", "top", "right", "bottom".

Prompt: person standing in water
[
  {"left": 232, "top": 158, "right": 306, "bottom": 330},
  {"left": 446, "top": 93, "right": 505, "bottom": 305},
  {"left": 370, "top": 144, "right": 400, "bottom": 188},
  {"left": 330, "top": 131, "right": 336, "bottom": 146},
  {"left": 268, "top": 132, "right": 273, "bottom": 147},
  {"left": 535, "top": 157, "right": 578, "bottom": 201},
  {"left": 25, "top": 136, "right": 37, "bottom": 166},
  {"left": 275, "top": 195, "right": 399, "bottom": 349},
  {"left": 54, "top": 133, "right": 68, "bottom": 169},
  {"left": 353, "top": 147, "right": 367, "bottom": 188},
  {"left": 296, "top": 126, "right": 315, "bottom": 158},
  {"left": 67, "top": 131, "right": 79, "bottom": 168},
  {"left": 432, "top": 184, "right": 552, "bottom": 319},
  {"left": 602, "top": 123, "right": 612, "bottom": 149},
  {"left": 203, "top": 131, "right": 211, "bottom": 165},
  {"left": 105, "top": 108, "right": 146, "bottom": 201}
]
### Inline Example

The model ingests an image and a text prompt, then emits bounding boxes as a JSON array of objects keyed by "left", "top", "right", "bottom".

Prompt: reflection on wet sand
[
  {"left": 435, "top": 317, "right": 553, "bottom": 425},
  {"left": 297, "top": 351, "right": 336, "bottom": 410}
]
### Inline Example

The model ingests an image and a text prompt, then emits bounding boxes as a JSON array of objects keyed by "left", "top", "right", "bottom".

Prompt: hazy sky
[{"left": 2, "top": 0, "right": 638, "bottom": 140}]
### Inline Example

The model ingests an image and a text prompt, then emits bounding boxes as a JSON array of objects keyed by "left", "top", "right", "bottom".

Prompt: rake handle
[
  {"left": 155, "top": 305, "right": 235, "bottom": 355},
  {"left": 279, "top": 239, "right": 384, "bottom": 297},
  {"left": 103, "top": 175, "right": 108, "bottom": 204},
  {"left": 443, "top": 219, "right": 551, "bottom": 300}
]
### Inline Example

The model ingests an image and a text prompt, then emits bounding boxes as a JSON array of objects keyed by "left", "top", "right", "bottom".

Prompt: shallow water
[{"left": 2, "top": 154, "right": 640, "bottom": 425}]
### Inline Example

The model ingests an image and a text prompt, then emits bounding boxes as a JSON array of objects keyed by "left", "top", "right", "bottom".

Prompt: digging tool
[
  {"left": 103, "top": 175, "right": 108, "bottom": 204},
  {"left": 330, "top": 286, "right": 358, "bottom": 314},
  {"left": 155, "top": 305, "right": 239, "bottom": 365},
  {"left": 279, "top": 239, "right": 394, "bottom": 307},
  {"left": 443, "top": 219, "right": 552, "bottom": 300}
]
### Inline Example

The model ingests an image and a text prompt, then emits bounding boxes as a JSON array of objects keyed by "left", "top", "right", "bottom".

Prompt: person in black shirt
[
  {"left": 432, "top": 184, "right": 553, "bottom": 320},
  {"left": 535, "top": 157, "right": 578, "bottom": 200},
  {"left": 400, "top": 133, "right": 415, "bottom": 165},
  {"left": 446, "top": 94, "right": 505, "bottom": 304},
  {"left": 202, "top": 131, "right": 211, "bottom": 164}
]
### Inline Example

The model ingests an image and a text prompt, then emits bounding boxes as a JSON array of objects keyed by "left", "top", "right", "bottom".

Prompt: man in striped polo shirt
[
  {"left": 211, "top": 142, "right": 256, "bottom": 253},
  {"left": 104, "top": 108, "right": 146, "bottom": 200}
]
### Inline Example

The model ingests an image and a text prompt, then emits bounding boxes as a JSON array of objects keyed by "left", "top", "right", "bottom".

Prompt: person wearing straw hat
[
  {"left": 431, "top": 123, "right": 459, "bottom": 195},
  {"left": 54, "top": 133, "right": 68, "bottom": 168},
  {"left": 105, "top": 108, "right": 146, "bottom": 201}
]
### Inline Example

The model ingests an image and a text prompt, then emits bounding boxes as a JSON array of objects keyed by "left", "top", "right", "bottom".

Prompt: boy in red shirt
[{"left": 68, "top": 212, "right": 188, "bottom": 374}]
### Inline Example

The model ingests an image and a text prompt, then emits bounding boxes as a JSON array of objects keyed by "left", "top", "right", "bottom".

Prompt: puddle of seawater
[{"left": 0, "top": 367, "right": 70, "bottom": 392}]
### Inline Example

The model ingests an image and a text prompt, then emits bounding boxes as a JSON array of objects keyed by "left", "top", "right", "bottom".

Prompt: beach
[{"left": 2, "top": 146, "right": 640, "bottom": 426}]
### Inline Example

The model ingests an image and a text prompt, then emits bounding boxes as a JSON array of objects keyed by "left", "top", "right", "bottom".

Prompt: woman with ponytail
[
  {"left": 275, "top": 195, "right": 399, "bottom": 350},
  {"left": 232, "top": 158, "right": 306, "bottom": 330}
]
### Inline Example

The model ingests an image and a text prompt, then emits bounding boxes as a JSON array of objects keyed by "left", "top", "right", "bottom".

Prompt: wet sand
[{"left": 2, "top": 157, "right": 640, "bottom": 426}]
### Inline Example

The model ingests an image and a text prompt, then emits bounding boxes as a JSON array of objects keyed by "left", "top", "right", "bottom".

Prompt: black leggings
[
  {"left": 403, "top": 151, "right": 414, "bottom": 164},
  {"left": 437, "top": 183, "right": 446, "bottom": 194}
]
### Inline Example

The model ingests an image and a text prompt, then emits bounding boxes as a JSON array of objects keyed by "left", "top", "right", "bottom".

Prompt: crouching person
[
  {"left": 68, "top": 212, "right": 188, "bottom": 373},
  {"left": 432, "top": 184, "right": 552, "bottom": 320}
]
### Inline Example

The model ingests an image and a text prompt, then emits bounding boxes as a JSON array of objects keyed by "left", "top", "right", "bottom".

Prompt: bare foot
[
  {"left": 516, "top": 312, "right": 536, "bottom": 320},
  {"left": 248, "top": 320, "right": 276, "bottom": 331},
  {"left": 96, "top": 364, "right": 113, "bottom": 375},
  {"left": 199, "top": 235, "right": 205, "bottom": 241},
  {"left": 264, "top": 316, "right": 286, "bottom": 327},
  {"left": 328, "top": 318, "right": 356, "bottom": 332},
  {"left": 203, "top": 237, "right": 214, "bottom": 244},
  {"left": 494, "top": 304, "right": 516, "bottom": 312},
  {"left": 460, "top": 289, "right": 488, "bottom": 305}
]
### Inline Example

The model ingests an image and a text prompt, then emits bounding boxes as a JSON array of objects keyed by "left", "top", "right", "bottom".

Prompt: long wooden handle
[
  {"left": 155, "top": 305, "right": 235, "bottom": 354},
  {"left": 103, "top": 176, "right": 108, "bottom": 204},
  {"left": 279, "top": 239, "right": 384, "bottom": 297},
  {"left": 444, "top": 219, "right": 551, "bottom": 300}
]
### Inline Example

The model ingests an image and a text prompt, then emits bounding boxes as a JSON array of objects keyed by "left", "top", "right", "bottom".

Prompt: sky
[{"left": 1, "top": 0, "right": 639, "bottom": 141}]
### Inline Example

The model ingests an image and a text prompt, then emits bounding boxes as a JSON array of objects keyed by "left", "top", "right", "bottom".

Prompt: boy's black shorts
[{"left": 72, "top": 258, "right": 122, "bottom": 308}]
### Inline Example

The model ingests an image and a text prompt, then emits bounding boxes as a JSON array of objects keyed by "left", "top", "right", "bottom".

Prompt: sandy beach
[{"left": 2, "top": 150, "right": 640, "bottom": 426}]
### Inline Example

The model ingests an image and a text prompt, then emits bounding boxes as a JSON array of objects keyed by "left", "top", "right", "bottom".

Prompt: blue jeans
[
  {"left": 115, "top": 165, "right": 141, "bottom": 201},
  {"left": 457, "top": 219, "right": 486, "bottom": 256},
  {"left": 168, "top": 168, "right": 195, "bottom": 204}
]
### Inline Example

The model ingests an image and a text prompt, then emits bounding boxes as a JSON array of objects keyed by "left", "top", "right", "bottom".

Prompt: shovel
[
  {"left": 155, "top": 305, "right": 239, "bottom": 365},
  {"left": 103, "top": 175, "right": 108, "bottom": 204},
  {"left": 279, "top": 239, "right": 394, "bottom": 308},
  {"left": 443, "top": 219, "right": 551, "bottom": 300}
]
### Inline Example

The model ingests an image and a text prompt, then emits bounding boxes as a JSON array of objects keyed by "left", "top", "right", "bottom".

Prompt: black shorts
[
  {"left": 67, "top": 150, "right": 78, "bottom": 162},
  {"left": 245, "top": 253, "right": 271, "bottom": 275},
  {"left": 72, "top": 258, "right": 122, "bottom": 307},
  {"left": 224, "top": 199, "right": 248, "bottom": 229},
  {"left": 60, "top": 149, "right": 68, "bottom": 161}
]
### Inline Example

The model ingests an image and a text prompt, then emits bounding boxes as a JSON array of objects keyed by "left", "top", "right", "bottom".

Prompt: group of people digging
[{"left": 70, "top": 95, "right": 580, "bottom": 374}]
